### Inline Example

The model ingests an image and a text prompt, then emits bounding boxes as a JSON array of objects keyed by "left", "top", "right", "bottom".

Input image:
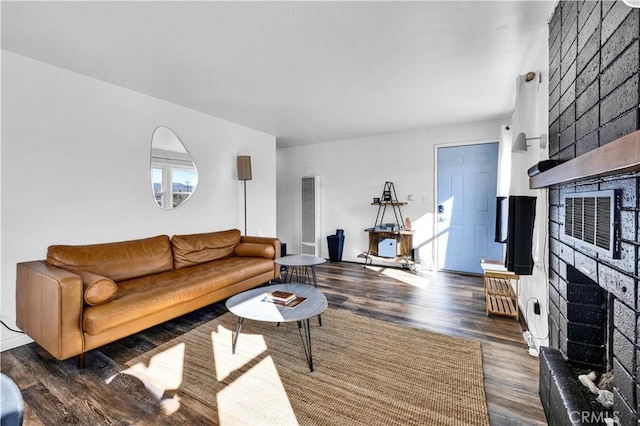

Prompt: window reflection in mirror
[{"left": 150, "top": 127, "right": 198, "bottom": 209}]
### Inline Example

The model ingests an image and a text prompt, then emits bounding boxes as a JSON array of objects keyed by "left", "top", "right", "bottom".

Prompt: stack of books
[
  {"left": 264, "top": 290, "right": 306, "bottom": 307},
  {"left": 267, "top": 290, "right": 297, "bottom": 305}
]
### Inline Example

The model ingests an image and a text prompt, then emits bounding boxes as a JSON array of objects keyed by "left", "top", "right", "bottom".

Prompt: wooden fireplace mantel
[{"left": 530, "top": 129, "right": 640, "bottom": 189}]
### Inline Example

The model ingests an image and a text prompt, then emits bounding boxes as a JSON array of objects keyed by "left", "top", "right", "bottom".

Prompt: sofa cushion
[
  {"left": 76, "top": 271, "right": 117, "bottom": 306},
  {"left": 83, "top": 256, "right": 274, "bottom": 335},
  {"left": 172, "top": 229, "right": 241, "bottom": 269},
  {"left": 47, "top": 235, "right": 174, "bottom": 282},
  {"left": 235, "top": 242, "right": 276, "bottom": 259}
]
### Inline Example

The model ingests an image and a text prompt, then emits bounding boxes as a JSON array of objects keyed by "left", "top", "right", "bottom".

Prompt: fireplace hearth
[{"left": 539, "top": 347, "right": 615, "bottom": 425}]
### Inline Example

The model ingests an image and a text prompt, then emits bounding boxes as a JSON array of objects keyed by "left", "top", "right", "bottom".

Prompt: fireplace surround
[{"left": 537, "top": 1, "right": 640, "bottom": 424}]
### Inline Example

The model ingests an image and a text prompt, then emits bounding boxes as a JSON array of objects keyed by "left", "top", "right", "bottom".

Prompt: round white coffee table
[
  {"left": 275, "top": 254, "right": 326, "bottom": 287},
  {"left": 225, "top": 283, "right": 328, "bottom": 372}
]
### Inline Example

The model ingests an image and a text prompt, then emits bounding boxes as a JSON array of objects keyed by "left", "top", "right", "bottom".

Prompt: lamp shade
[
  {"left": 237, "top": 155, "right": 252, "bottom": 180},
  {"left": 512, "top": 132, "right": 528, "bottom": 152}
]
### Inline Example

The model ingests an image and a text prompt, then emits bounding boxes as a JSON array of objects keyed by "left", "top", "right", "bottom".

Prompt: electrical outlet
[{"left": 533, "top": 301, "right": 540, "bottom": 314}]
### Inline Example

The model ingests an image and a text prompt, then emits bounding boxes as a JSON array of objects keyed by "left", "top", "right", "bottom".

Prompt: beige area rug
[{"left": 119, "top": 308, "right": 489, "bottom": 425}]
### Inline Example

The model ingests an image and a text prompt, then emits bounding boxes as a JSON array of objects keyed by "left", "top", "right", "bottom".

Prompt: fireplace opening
[{"left": 569, "top": 365, "right": 615, "bottom": 419}]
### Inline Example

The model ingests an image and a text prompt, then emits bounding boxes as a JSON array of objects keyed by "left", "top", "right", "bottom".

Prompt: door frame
[{"left": 433, "top": 139, "right": 502, "bottom": 273}]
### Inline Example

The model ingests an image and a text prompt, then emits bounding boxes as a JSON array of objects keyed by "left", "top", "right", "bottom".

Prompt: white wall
[
  {"left": 276, "top": 120, "right": 504, "bottom": 267},
  {"left": 507, "top": 27, "right": 550, "bottom": 349},
  {"left": 1, "top": 51, "right": 277, "bottom": 350}
]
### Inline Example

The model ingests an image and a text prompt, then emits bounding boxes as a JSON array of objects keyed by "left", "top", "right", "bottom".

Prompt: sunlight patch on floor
[
  {"left": 216, "top": 355, "right": 297, "bottom": 425},
  {"left": 211, "top": 324, "right": 297, "bottom": 425},
  {"left": 212, "top": 324, "right": 268, "bottom": 382},
  {"left": 364, "top": 265, "right": 383, "bottom": 272},
  {"left": 381, "top": 267, "right": 434, "bottom": 289}
]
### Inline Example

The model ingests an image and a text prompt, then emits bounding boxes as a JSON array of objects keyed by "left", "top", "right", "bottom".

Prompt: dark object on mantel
[{"left": 527, "top": 160, "right": 563, "bottom": 177}]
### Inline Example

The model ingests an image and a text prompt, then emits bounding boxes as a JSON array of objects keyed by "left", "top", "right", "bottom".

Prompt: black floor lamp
[{"left": 237, "top": 155, "right": 252, "bottom": 235}]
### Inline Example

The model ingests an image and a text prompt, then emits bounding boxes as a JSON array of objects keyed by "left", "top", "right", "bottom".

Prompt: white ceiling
[{"left": 1, "top": 1, "right": 557, "bottom": 148}]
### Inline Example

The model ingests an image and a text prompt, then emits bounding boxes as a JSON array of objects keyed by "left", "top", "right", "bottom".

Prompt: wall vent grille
[
  {"left": 562, "top": 190, "right": 620, "bottom": 259},
  {"left": 301, "top": 175, "right": 320, "bottom": 255}
]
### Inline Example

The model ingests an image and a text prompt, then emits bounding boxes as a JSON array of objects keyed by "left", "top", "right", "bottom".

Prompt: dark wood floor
[{"left": 1, "top": 261, "right": 547, "bottom": 425}]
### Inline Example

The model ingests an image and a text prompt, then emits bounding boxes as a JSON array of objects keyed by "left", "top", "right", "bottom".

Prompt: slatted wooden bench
[{"left": 480, "top": 260, "right": 519, "bottom": 320}]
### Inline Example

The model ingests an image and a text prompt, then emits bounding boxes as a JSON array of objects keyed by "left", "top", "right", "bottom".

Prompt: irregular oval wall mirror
[{"left": 150, "top": 127, "right": 198, "bottom": 209}]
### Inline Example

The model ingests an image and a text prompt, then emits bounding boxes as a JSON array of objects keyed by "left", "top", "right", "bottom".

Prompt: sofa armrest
[
  {"left": 16, "top": 261, "right": 84, "bottom": 361},
  {"left": 240, "top": 236, "right": 281, "bottom": 279},
  {"left": 240, "top": 236, "right": 281, "bottom": 260}
]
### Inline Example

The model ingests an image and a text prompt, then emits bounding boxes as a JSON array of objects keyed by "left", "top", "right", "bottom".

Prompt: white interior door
[{"left": 436, "top": 142, "right": 502, "bottom": 274}]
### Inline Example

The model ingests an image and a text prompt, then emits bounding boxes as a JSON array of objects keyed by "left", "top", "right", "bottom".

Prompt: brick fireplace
[{"left": 545, "top": 1, "right": 640, "bottom": 424}]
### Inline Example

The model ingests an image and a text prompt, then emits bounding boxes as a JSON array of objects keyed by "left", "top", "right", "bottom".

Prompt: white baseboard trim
[{"left": 1, "top": 333, "right": 33, "bottom": 352}]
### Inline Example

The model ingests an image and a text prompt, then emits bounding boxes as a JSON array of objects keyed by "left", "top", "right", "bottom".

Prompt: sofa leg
[{"left": 77, "top": 353, "right": 85, "bottom": 369}]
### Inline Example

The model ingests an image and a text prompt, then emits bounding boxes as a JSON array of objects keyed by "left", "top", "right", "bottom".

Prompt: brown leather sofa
[{"left": 15, "top": 229, "right": 280, "bottom": 366}]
